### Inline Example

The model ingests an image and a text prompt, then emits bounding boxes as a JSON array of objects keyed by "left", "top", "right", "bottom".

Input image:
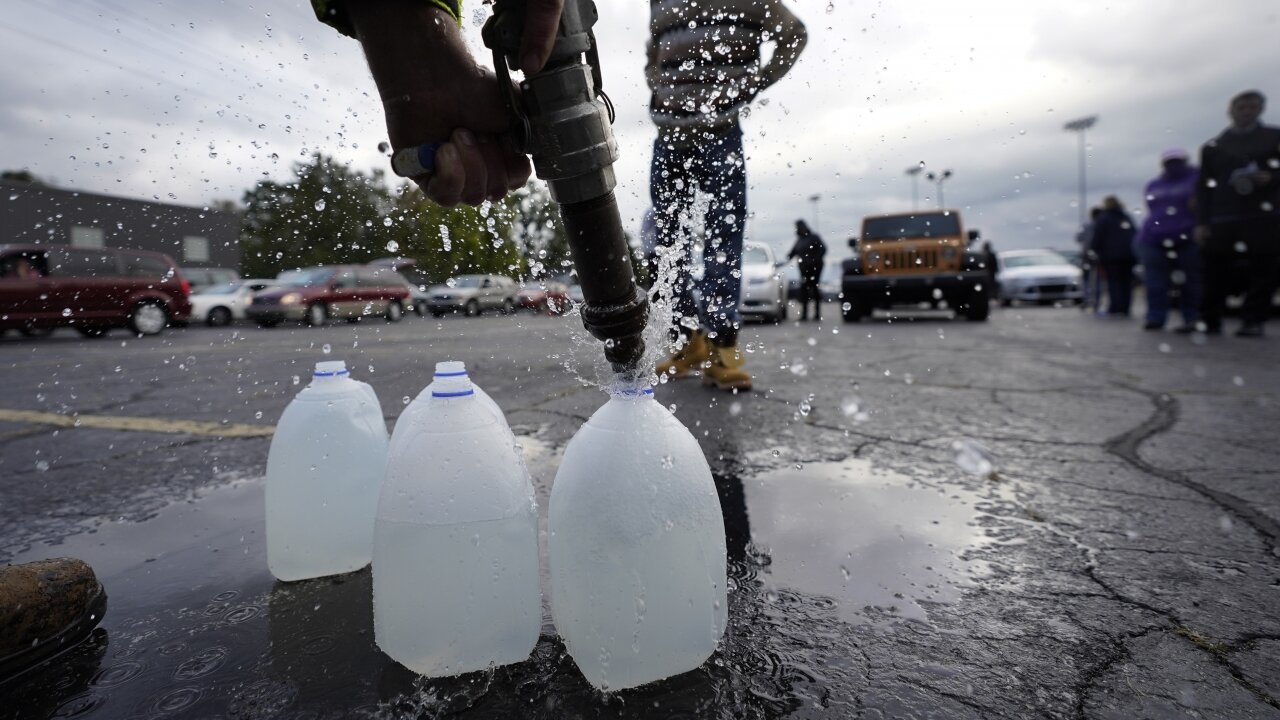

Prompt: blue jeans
[
  {"left": 1137, "top": 239, "right": 1201, "bottom": 326},
  {"left": 650, "top": 124, "right": 747, "bottom": 347}
]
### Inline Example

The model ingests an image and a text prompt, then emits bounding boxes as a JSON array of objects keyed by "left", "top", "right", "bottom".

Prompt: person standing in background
[
  {"left": 1194, "top": 90, "right": 1280, "bottom": 337},
  {"left": 1137, "top": 149, "right": 1202, "bottom": 332},
  {"left": 1077, "top": 207, "right": 1104, "bottom": 313},
  {"left": 787, "top": 220, "right": 827, "bottom": 321},
  {"left": 650, "top": 0, "right": 808, "bottom": 392},
  {"left": 1090, "top": 196, "right": 1138, "bottom": 317}
]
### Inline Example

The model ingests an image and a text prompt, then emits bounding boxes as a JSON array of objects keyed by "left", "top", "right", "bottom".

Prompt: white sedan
[
  {"left": 996, "top": 250, "right": 1084, "bottom": 307},
  {"left": 190, "top": 279, "right": 276, "bottom": 326},
  {"left": 739, "top": 242, "right": 787, "bottom": 323}
]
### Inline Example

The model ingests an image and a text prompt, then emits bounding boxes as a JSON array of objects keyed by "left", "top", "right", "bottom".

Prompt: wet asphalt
[{"left": 1, "top": 303, "right": 1278, "bottom": 719}]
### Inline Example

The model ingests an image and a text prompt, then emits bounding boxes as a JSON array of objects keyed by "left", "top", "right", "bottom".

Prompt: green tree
[{"left": 239, "top": 153, "right": 392, "bottom": 277}]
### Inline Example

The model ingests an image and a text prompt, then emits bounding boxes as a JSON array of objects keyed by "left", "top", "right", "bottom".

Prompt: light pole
[
  {"left": 1063, "top": 115, "right": 1098, "bottom": 228},
  {"left": 905, "top": 164, "right": 924, "bottom": 210},
  {"left": 808, "top": 193, "right": 821, "bottom": 232},
  {"left": 925, "top": 169, "right": 952, "bottom": 209}
]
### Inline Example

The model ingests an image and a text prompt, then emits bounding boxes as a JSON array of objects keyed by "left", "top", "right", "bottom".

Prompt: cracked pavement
[{"left": 1, "top": 305, "right": 1277, "bottom": 719}]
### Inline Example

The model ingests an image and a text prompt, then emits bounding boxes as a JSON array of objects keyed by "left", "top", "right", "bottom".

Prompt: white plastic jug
[
  {"left": 389, "top": 361, "right": 509, "bottom": 459},
  {"left": 549, "top": 387, "right": 727, "bottom": 690},
  {"left": 374, "top": 371, "right": 540, "bottom": 676},
  {"left": 266, "top": 360, "right": 389, "bottom": 581}
]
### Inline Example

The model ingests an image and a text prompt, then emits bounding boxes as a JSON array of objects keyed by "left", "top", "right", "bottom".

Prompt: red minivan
[
  {"left": 0, "top": 244, "right": 192, "bottom": 338},
  {"left": 246, "top": 264, "right": 411, "bottom": 327}
]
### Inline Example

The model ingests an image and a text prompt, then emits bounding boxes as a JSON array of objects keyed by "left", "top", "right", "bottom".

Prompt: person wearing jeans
[
  {"left": 1137, "top": 149, "right": 1201, "bottom": 331},
  {"left": 649, "top": 0, "right": 807, "bottom": 392}
]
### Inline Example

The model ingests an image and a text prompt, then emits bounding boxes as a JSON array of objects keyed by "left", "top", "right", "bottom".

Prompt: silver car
[
  {"left": 739, "top": 242, "right": 787, "bottom": 323},
  {"left": 996, "top": 249, "right": 1084, "bottom": 307},
  {"left": 426, "top": 274, "right": 519, "bottom": 317}
]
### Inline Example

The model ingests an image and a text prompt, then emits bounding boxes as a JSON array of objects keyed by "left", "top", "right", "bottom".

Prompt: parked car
[
  {"left": 366, "top": 257, "right": 431, "bottom": 316},
  {"left": 247, "top": 265, "right": 411, "bottom": 327},
  {"left": 739, "top": 242, "right": 787, "bottom": 323},
  {"left": 182, "top": 267, "right": 239, "bottom": 292},
  {"left": 996, "top": 250, "right": 1084, "bottom": 307},
  {"left": 425, "top": 274, "right": 518, "bottom": 317},
  {"left": 0, "top": 244, "right": 191, "bottom": 337},
  {"left": 516, "top": 281, "right": 571, "bottom": 314},
  {"left": 189, "top": 278, "right": 276, "bottom": 326},
  {"left": 841, "top": 209, "right": 990, "bottom": 322}
]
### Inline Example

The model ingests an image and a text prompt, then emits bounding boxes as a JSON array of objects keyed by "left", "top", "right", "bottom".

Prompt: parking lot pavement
[{"left": 2, "top": 305, "right": 1278, "bottom": 718}]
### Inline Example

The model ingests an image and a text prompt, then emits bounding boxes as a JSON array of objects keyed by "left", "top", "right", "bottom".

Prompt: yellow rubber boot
[
  {"left": 656, "top": 330, "right": 711, "bottom": 379},
  {"left": 702, "top": 345, "right": 753, "bottom": 392}
]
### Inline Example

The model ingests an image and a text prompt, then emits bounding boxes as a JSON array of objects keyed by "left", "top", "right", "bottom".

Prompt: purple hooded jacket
[{"left": 1139, "top": 164, "right": 1199, "bottom": 246}]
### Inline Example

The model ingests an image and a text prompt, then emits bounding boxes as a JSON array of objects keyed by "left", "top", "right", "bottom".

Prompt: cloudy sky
[{"left": 3, "top": 0, "right": 1278, "bottom": 268}]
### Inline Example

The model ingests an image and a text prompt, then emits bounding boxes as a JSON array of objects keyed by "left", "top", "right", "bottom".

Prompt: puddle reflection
[{"left": 740, "top": 459, "right": 988, "bottom": 624}]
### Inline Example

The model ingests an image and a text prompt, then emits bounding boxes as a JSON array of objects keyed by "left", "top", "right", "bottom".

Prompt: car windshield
[
  {"left": 452, "top": 276, "right": 483, "bottom": 288},
  {"left": 1002, "top": 252, "right": 1068, "bottom": 268},
  {"left": 742, "top": 246, "right": 770, "bottom": 265},
  {"left": 276, "top": 268, "right": 333, "bottom": 287},
  {"left": 199, "top": 283, "right": 241, "bottom": 295},
  {"left": 862, "top": 213, "right": 962, "bottom": 241}
]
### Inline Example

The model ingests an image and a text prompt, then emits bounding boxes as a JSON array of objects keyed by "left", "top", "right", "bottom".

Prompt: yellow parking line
[{"left": 0, "top": 409, "right": 275, "bottom": 438}]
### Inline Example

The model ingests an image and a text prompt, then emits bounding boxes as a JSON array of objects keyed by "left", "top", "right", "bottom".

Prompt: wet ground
[{"left": 2, "top": 304, "right": 1278, "bottom": 718}]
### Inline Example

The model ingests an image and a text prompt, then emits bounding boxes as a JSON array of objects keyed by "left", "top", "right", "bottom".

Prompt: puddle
[
  {"left": 5, "top": 442, "right": 992, "bottom": 718},
  {"left": 736, "top": 459, "right": 990, "bottom": 625}
]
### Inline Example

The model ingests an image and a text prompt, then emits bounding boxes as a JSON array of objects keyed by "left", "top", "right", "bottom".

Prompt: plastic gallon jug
[
  {"left": 389, "top": 361, "right": 509, "bottom": 458},
  {"left": 374, "top": 371, "right": 540, "bottom": 676},
  {"left": 549, "top": 387, "right": 727, "bottom": 690},
  {"left": 266, "top": 360, "right": 389, "bottom": 581}
]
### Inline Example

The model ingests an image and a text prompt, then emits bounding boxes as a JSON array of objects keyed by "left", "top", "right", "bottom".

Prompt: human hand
[
  {"left": 519, "top": 0, "right": 565, "bottom": 75},
  {"left": 352, "top": 2, "right": 554, "bottom": 206}
]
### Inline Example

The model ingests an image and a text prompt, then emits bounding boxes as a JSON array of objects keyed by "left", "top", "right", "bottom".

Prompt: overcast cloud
[{"left": 3, "top": 0, "right": 1278, "bottom": 268}]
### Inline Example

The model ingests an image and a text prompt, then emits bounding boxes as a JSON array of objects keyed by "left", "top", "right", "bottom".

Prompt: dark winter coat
[
  {"left": 788, "top": 233, "right": 827, "bottom": 279},
  {"left": 1195, "top": 123, "right": 1280, "bottom": 226},
  {"left": 1090, "top": 208, "right": 1137, "bottom": 264}
]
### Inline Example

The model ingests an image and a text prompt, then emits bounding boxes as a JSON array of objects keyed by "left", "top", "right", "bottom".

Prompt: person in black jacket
[
  {"left": 787, "top": 220, "right": 827, "bottom": 321},
  {"left": 1194, "top": 90, "right": 1280, "bottom": 337},
  {"left": 1090, "top": 196, "right": 1137, "bottom": 317}
]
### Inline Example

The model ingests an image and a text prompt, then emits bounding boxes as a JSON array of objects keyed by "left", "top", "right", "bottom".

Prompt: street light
[
  {"left": 925, "top": 169, "right": 952, "bottom": 209},
  {"left": 905, "top": 164, "right": 925, "bottom": 210},
  {"left": 808, "top": 193, "right": 821, "bottom": 232},
  {"left": 1063, "top": 115, "right": 1098, "bottom": 228}
]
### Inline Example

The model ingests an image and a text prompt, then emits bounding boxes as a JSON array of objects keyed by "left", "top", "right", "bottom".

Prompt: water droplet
[
  {"left": 314, "top": 199, "right": 326, "bottom": 211},
  {"left": 661, "top": 454, "right": 674, "bottom": 470},
  {"left": 385, "top": 240, "right": 400, "bottom": 253},
  {"left": 321, "top": 344, "right": 332, "bottom": 355},
  {"left": 402, "top": 396, "right": 411, "bottom": 405},
  {"left": 254, "top": 411, "right": 263, "bottom": 419},
  {"left": 798, "top": 399, "right": 812, "bottom": 416},
  {"left": 35, "top": 460, "right": 49, "bottom": 472},
  {"left": 61, "top": 308, "right": 72, "bottom": 317},
  {"left": 952, "top": 438, "right": 995, "bottom": 475}
]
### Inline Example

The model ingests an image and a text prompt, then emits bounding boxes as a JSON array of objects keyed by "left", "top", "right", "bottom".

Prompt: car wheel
[
  {"left": 305, "top": 302, "right": 327, "bottom": 327},
  {"left": 962, "top": 292, "right": 991, "bottom": 321},
  {"left": 76, "top": 326, "right": 109, "bottom": 338},
  {"left": 415, "top": 301, "right": 429, "bottom": 317},
  {"left": 841, "top": 294, "right": 866, "bottom": 323},
  {"left": 128, "top": 301, "right": 169, "bottom": 336},
  {"left": 465, "top": 299, "right": 480, "bottom": 317},
  {"left": 386, "top": 300, "right": 404, "bottom": 323},
  {"left": 207, "top": 306, "right": 233, "bottom": 327}
]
